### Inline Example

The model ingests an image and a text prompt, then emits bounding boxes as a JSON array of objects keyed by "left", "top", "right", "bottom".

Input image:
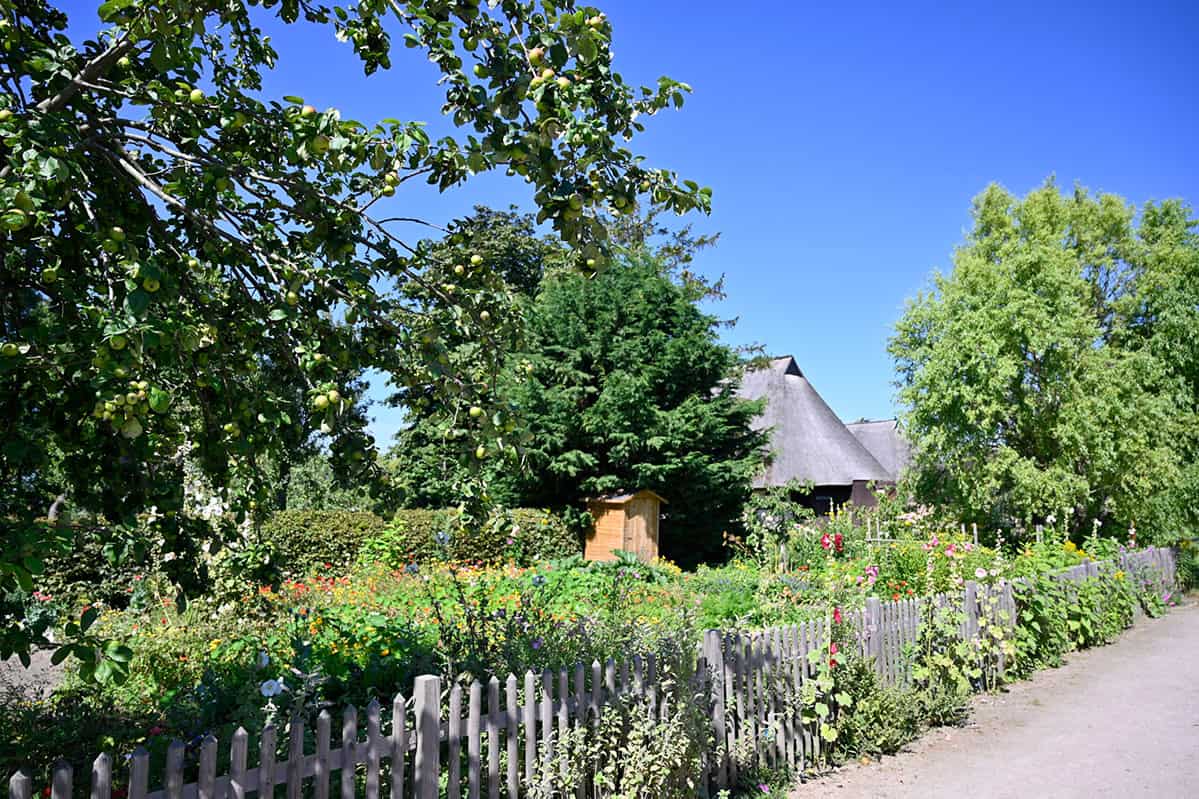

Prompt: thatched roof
[
  {"left": 846, "top": 419, "right": 911, "bottom": 481},
  {"left": 736, "top": 356, "right": 892, "bottom": 488}
]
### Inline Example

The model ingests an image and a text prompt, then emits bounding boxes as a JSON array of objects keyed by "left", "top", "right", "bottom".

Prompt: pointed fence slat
[
  {"left": 505, "top": 675, "right": 519, "bottom": 799},
  {"left": 486, "top": 678, "right": 501, "bottom": 799},
  {"left": 339, "top": 708, "right": 356, "bottom": 799},
  {"left": 317, "top": 712, "right": 332, "bottom": 799},
  {"left": 91, "top": 754, "right": 112, "bottom": 799},
  {"left": 198, "top": 738, "right": 217, "bottom": 799},
  {"left": 447, "top": 684, "right": 462, "bottom": 799},
  {"left": 468, "top": 681, "right": 482, "bottom": 799},
  {"left": 366, "top": 699, "right": 382, "bottom": 799}
]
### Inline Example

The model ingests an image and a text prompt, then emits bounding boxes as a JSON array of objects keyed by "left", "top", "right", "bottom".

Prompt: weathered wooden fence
[{"left": 6, "top": 547, "right": 1177, "bottom": 799}]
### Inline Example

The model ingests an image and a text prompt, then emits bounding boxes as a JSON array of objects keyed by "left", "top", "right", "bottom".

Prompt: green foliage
[
  {"left": 259, "top": 510, "right": 389, "bottom": 578},
  {"left": 1, "top": 0, "right": 709, "bottom": 664},
  {"left": 892, "top": 180, "right": 1199, "bottom": 539},
  {"left": 358, "top": 507, "right": 579, "bottom": 569}
]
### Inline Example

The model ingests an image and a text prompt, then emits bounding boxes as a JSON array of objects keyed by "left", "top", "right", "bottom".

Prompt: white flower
[
  {"left": 975, "top": 568, "right": 987, "bottom": 579},
  {"left": 259, "top": 678, "right": 286, "bottom": 698}
]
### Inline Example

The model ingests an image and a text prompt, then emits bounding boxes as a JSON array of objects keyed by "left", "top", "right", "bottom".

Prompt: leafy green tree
[
  {"left": 891, "top": 180, "right": 1194, "bottom": 538},
  {"left": 0, "top": 0, "right": 708, "bottom": 669},
  {"left": 391, "top": 227, "right": 767, "bottom": 565}
]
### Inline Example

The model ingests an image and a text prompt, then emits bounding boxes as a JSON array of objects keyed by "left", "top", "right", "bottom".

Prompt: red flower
[
  {"left": 834, "top": 533, "right": 844, "bottom": 552},
  {"left": 820, "top": 534, "right": 832, "bottom": 550},
  {"left": 42, "top": 787, "right": 51, "bottom": 798},
  {"left": 833, "top": 607, "right": 843, "bottom": 624},
  {"left": 893, "top": 592, "right": 901, "bottom": 600}
]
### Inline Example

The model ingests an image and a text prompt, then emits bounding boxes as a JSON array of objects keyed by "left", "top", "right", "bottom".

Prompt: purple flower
[
  {"left": 531, "top": 638, "right": 543, "bottom": 650},
  {"left": 759, "top": 784, "right": 770, "bottom": 794}
]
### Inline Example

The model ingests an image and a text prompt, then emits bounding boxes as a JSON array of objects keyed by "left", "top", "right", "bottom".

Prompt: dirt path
[{"left": 795, "top": 600, "right": 1199, "bottom": 798}]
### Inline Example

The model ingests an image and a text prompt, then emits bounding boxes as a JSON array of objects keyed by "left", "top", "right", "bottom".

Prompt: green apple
[
  {"left": 470, "top": 254, "right": 483, "bottom": 266},
  {"left": 0, "top": 109, "right": 13, "bottom": 123},
  {"left": 479, "top": 310, "right": 491, "bottom": 322},
  {"left": 556, "top": 76, "right": 571, "bottom": 90},
  {"left": 453, "top": 264, "right": 465, "bottom": 276},
  {"left": 186, "top": 256, "right": 201, "bottom": 270},
  {"left": 117, "top": 56, "right": 131, "bottom": 69},
  {"left": 1, "top": 342, "right": 19, "bottom": 357},
  {"left": 3, "top": 208, "right": 28, "bottom": 231},
  {"left": 313, "top": 394, "right": 330, "bottom": 410},
  {"left": 541, "top": 67, "right": 555, "bottom": 81},
  {"left": 110, "top": 226, "right": 126, "bottom": 242},
  {"left": 469, "top": 406, "right": 483, "bottom": 418},
  {"left": 301, "top": 104, "right": 317, "bottom": 118},
  {"left": 380, "top": 184, "right": 395, "bottom": 197},
  {"left": 310, "top": 135, "right": 330, "bottom": 155},
  {"left": 473, "top": 64, "right": 489, "bottom": 78},
  {"left": 327, "top": 389, "right": 341, "bottom": 404},
  {"left": 226, "top": 111, "right": 248, "bottom": 130},
  {"left": 475, "top": 445, "right": 487, "bottom": 459},
  {"left": 528, "top": 46, "right": 545, "bottom": 66},
  {"left": 384, "top": 172, "right": 400, "bottom": 187},
  {"left": 42, "top": 267, "right": 58, "bottom": 283},
  {"left": 188, "top": 88, "right": 205, "bottom": 104},
  {"left": 13, "top": 191, "right": 33, "bottom": 212},
  {"left": 569, "top": 194, "right": 583, "bottom": 211},
  {"left": 142, "top": 278, "right": 160, "bottom": 293},
  {"left": 110, "top": 335, "right": 127, "bottom": 351},
  {"left": 285, "top": 290, "right": 299, "bottom": 306}
]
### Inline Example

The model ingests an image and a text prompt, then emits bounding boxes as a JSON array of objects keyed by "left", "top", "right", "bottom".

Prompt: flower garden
[{"left": 5, "top": 502, "right": 1192, "bottom": 798}]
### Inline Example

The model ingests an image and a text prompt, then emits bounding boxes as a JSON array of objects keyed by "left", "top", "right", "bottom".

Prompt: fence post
[
  {"left": 865, "top": 597, "right": 883, "bottom": 672},
  {"left": 414, "top": 675, "right": 441, "bottom": 799},
  {"left": 703, "top": 630, "right": 728, "bottom": 790},
  {"left": 963, "top": 581, "right": 979, "bottom": 641},
  {"left": 10, "top": 770, "right": 33, "bottom": 799}
]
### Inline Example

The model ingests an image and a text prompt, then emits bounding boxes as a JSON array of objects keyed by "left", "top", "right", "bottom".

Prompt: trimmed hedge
[
  {"left": 258, "top": 510, "right": 389, "bottom": 578},
  {"left": 260, "top": 507, "right": 579, "bottom": 577}
]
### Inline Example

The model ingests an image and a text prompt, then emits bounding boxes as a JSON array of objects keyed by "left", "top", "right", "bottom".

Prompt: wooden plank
[
  {"left": 487, "top": 678, "right": 501, "bottom": 799},
  {"left": 702, "top": 630, "right": 728, "bottom": 789},
  {"left": 557, "top": 670, "right": 570, "bottom": 787},
  {"left": 340, "top": 707, "right": 356, "bottom": 799},
  {"left": 414, "top": 675, "right": 441, "bottom": 799},
  {"left": 590, "top": 661, "right": 602, "bottom": 726},
  {"left": 646, "top": 654, "right": 658, "bottom": 719},
  {"left": 317, "top": 711, "right": 332, "bottom": 799},
  {"left": 366, "top": 699, "right": 382, "bottom": 799},
  {"left": 51, "top": 762, "right": 72, "bottom": 799},
  {"left": 540, "top": 670, "right": 554, "bottom": 764},
  {"left": 573, "top": 665, "right": 586, "bottom": 799},
  {"left": 286, "top": 720, "right": 304, "bottom": 799},
  {"left": 165, "top": 742, "right": 184, "bottom": 799},
  {"left": 448, "top": 683, "right": 462, "bottom": 799},
  {"left": 468, "top": 681, "right": 482, "bottom": 799},
  {"left": 506, "top": 675, "right": 519, "bottom": 799},
  {"left": 259, "top": 727, "right": 277, "bottom": 799},
  {"left": 523, "top": 671, "right": 537, "bottom": 787},
  {"left": 90, "top": 753, "right": 112, "bottom": 799},
  {"left": 128, "top": 750, "right": 149, "bottom": 799},
  {"left": 197, "top": 738, "right": 216, "bottom": 799},
  {"left": 396, "top": 694, "right": 415, "bottom": 793},
  {"left": 228, "top": 730, "right": 248, "bottom": 799},
  {"left": 8, "top": 770, "right": 32, "bottom": 799}
]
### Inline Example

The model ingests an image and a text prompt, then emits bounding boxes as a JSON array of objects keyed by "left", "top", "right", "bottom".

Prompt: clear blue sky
[{"left": 64, "top": 0, "right": 1199, "bottom": 443}]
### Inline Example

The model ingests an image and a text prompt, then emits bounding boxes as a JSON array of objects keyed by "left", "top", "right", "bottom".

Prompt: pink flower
[
  {"left": 833, "top": 607, "right": 843, "bottom": 624},
  {"left": 834, "top": 533, "right": 844, "bottom": 552},
  {"left": 975, "top": 568, "right": 987, "bottom": 579},
  {"left": 830, "top": 642, "right": 839, "bottom": 655},
  {"left": 821, "top": 533, "right": 832, "bottom": 550}
]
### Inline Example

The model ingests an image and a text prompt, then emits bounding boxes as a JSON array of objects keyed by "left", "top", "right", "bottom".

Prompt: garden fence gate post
[
  {"left": 703, "top": 629, "right": 729, "bottom": 790},
  {"left": 414, "top": 675, "right": 441, "bottom": 799},
  {"left": 865, "top": 597, "right": 883, "bottom": 673}
]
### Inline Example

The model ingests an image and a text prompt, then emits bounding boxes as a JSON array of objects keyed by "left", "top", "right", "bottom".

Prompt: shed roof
[
  {"left": 735, "top": 356, "right": 891, "bottom": 488},
  {"left": 588, "top": 489, "right": 669, "bottom": 505},
  {"left": 845, "top": 418, "right": 912, "bottom": 482}
]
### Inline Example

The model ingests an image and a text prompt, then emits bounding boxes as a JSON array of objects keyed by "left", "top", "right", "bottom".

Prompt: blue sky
[{"left": 64, "top": 0, "right": 1199, "bottom": 443}]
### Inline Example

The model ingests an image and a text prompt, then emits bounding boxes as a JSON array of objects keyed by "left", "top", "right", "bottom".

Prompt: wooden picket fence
[{"left": 6, "top": 547, "right": 1177, "bottom": 799}]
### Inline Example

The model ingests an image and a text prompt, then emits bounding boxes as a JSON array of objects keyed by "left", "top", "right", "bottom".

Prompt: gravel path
[{"left": 796, "top": 600, "right": 1199, "bottom": 798}]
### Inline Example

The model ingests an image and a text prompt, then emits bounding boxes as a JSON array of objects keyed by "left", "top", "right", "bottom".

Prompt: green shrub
[
  {"left": 259, "top": 510, "right": 388, "bottom": 578},
  {"left": 258, "top": 507, "right": 579, "bottom": 578},
  {"left": 357, "top": 507, "right": 579, "bottom": 569}
]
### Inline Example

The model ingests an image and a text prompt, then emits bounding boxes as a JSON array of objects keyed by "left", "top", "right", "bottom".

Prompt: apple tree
[{"left": 0, "top": 0, "right": 709, "bottom": 673}]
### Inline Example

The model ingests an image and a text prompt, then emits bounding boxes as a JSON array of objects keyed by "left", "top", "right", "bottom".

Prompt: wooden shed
[{"left": 584, "top": 490, "right": 667, "bottom": 563}]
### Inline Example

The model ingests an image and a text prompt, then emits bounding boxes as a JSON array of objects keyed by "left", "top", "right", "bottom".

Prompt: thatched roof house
[
  {"left": 846, "top": 418, "right": 911, "bottom": 482},
  {"left": 736, "top": 356, "right": 907, "bottom": 511}
]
